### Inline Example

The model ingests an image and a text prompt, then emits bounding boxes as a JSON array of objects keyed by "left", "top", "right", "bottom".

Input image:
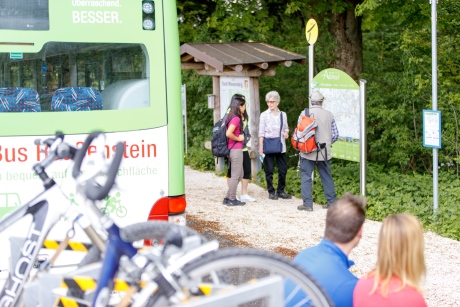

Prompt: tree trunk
[{"left": 329, "top": 6, "right": 363, "bottom": 81}]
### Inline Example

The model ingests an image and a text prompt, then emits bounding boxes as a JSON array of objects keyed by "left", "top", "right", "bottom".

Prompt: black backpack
[{"left": 211, "top": 114, "right": 236, "bottom": 157}]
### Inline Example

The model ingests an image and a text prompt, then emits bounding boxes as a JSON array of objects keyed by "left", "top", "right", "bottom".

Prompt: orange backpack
[{"left": 291, "top": 108, "right": 319, "bottom": 153}]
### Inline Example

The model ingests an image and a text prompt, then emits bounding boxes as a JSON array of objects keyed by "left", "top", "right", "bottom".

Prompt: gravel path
[{"left": 184, "top": 166, "right": 460, "bottom": 306}]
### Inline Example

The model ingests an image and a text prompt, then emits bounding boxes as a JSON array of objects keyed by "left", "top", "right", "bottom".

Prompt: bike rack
[{"left": 172, "top": 275, "right": 284, "bottom": 307}]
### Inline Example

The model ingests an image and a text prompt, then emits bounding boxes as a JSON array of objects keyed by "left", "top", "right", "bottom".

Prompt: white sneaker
[{"left": 240, "top": 194, "right": 256, "bottom": 202}]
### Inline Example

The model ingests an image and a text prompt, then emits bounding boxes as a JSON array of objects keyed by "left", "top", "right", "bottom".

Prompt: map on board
[{"left": 312, "top": 68, "right": 360, "bottom": 162}]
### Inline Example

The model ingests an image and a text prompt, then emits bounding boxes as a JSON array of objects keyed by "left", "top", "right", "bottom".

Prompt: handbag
[{"left": 263, "top": 112, "right": 283, "bottom": 154}]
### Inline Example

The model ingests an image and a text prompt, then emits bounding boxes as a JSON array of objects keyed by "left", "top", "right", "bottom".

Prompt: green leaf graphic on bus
[
  {"left": 0, "top": 193, "right": 21, "bottom": 218},
  {"left": 101, "top": 192, "right": 127, "bottom": 218}
]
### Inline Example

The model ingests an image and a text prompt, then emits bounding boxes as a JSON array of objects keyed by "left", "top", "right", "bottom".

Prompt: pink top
[
  {"left": 353, "top": 275, "right": 427, "bottom": 307},
  {"left": 227, "top": 116, "right": 243, "bottom": 149}
]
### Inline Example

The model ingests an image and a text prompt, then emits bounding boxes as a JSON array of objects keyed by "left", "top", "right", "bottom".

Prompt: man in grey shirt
[{"left": 298, "top": 91, "right": 339, "bottom": 211}]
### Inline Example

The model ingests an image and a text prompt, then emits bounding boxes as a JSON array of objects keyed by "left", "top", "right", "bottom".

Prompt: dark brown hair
[
  {"left": 228, "top": 94, "right": 246, "bottom": 120},
  {"left": 324, "top": 193, "right": 366, "bottom": 243}
]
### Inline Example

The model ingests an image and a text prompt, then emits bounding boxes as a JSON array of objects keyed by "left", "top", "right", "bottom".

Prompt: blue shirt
[
  {"left": 331, "top": 119, "right": 339, "bottom": 143},
  {"left": 284, "top": 239, "right": 358, "bottom": 307}
]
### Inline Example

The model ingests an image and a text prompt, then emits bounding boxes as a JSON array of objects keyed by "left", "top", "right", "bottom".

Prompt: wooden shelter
[{"left": 180, "top": 42, "right": 306, "bottom": 179}]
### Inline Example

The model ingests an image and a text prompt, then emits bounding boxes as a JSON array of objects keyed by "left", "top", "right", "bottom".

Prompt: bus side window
[
  {"left": 0, "top": 87, "right": 41, "bottom": 112},
  {"left": 50, "top": 87, "right": 103, "bottom": 112}
]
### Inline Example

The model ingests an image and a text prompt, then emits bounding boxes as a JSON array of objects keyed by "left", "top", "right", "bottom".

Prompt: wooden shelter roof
[{"left": 180, "top": 42, "right": 306, "bottom": 77}]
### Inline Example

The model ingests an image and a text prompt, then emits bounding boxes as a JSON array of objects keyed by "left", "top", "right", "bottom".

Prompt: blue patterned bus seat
[
  {"left": 0, "top": 87, "right": 41, "bottom": 112},
  {"left": 51, "top": 87, "right": 103, "bottom": 111}
]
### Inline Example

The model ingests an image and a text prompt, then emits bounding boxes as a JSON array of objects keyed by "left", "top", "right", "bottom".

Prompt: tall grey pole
[
  {"left": 309, "top": 44, "right": 314, "bottom": 106},
  {"left": 431, "top": 0, "right": 438, "bottom": 212},
  {"left": 182, "top": 84, "right": 188, "bottom": 155},
  {"left": 359, "top": 80, "right": 367, "bottom": 196},
  {"left": 309, "top": 44, "right": 314, "bottom": 187}
]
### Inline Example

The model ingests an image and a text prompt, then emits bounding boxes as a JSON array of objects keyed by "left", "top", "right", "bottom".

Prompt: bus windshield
[{"left": 0, "top": 0, "right": 49, "bottom": 30}]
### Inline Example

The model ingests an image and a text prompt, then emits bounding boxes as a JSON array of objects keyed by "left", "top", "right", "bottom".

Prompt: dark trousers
[
  {"left": 263, "top": 153, "right": 288, "bottom": 194},
  {"left": 300, "top": 157, "right": 336, "bottom": 207}
]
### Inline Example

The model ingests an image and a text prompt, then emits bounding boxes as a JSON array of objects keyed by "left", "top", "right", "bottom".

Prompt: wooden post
[
  {"left": 213, "top": 76, "right": 225, "bottom": 172},
  {"left": 250, "top": 77, "right": 261, "bottom": 181}
]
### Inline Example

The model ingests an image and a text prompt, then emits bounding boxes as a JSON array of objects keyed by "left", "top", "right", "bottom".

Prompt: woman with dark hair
[
  {"left": 223, "top": 95, "right": 246, "bottom": 206},
  {"left": 227, "top": 94, "right": 255, "bottom": 202}
]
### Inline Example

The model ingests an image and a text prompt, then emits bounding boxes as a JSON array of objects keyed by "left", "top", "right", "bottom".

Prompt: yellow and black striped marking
[
  {"left": 61, "top": 276, "right": 131, "bottom": 298},
  {"left": 56, "top": 297, "right": 90, "bottom": 307},
  {"left": 43, "top": 239, "right": 92, "bottom": 252}
]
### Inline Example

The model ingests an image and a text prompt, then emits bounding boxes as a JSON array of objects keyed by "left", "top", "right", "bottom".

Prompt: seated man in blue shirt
[{"left": 285, "top": 193, "right": 366, "bottom": 307}]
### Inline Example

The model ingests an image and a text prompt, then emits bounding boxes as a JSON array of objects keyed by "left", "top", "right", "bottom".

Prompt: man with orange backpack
[{"left": 297, "top": 91, "right": 339, "bottom": 211}]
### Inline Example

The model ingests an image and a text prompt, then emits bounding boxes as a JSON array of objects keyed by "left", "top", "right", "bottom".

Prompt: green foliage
[
  {"left": 359, "top": 0, "right": 460, "bottom": 173},
  {"left": 179, "top": 0, "right": 460, "bottom": 240},
  {"left": 184, "top": 143, "right": 215, "bottom": 171},
  {"left": 332, "top": 162, "right": 460, "bottom": 240}
]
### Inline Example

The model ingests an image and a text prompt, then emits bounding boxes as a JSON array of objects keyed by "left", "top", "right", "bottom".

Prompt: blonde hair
[{"left": 370, "top": 214, "right": 426, "bottom": 297}]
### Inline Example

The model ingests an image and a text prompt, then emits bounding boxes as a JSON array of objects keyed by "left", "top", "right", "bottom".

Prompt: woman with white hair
[{"left": 258, "top": 90, "right": 291, "bottom": 200}]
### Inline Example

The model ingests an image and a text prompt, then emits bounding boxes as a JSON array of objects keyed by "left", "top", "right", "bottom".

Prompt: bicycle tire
[
  {"left": 78, "top": 221, "right": 206, "bottom": 268},
  {"left": 146, "top": 247, "right": 333, "bottom": 307},
  {"left": 116, "top": 206, "right": 127, "bottom": 218}
]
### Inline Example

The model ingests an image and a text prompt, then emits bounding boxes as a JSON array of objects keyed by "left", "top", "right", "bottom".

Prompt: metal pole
[
  {"left": 431, "top": 0, "right": 438, "bottom": 213},
  {"left": 359, "top": 80, "right": 367, "bottom": 196},
  {"left": 309, "top": 44, "right": 315, "bottom": 188},
  {"left": 309, "top": 44, "right": 314, "bottom": 107},
  {"left": 182, "top": 84, "right": 188, "bottom": 155}
]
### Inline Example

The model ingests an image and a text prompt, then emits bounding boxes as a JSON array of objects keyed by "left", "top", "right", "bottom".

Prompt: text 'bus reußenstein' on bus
[{"left": 0, "top": 140, "right": 157, "bottom": 163}]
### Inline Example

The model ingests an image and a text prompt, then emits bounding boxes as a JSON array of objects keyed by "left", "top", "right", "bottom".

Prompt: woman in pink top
[
  {"left": 222, "top": 95, "right": 246, "bottom": 207},
  {"left": 353, "top": 214, "right": 427, "bottom": 307}
]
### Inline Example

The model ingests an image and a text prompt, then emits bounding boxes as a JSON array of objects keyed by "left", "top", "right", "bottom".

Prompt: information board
[
  {"left": 312, "top": 68, "right": 360, "bottom": 162},
  {"left": 423, "top": 110, "right": 442, "bottom": 148}
]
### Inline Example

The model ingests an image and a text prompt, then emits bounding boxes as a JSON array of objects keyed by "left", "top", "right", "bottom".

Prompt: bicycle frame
[
  {"left": 0, "top": 174, "right": 73, "bottom": 306},
  {"left": 89, "top": 216, "right": 138, "bottom": 305}
]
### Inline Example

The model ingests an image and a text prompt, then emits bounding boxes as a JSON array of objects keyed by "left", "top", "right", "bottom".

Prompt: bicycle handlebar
[
  {"left": 72, "top": 131, "right": 125, "bottom": 201},
  {"left": 72, "top": 131, "right": 104, "bottom": 179},
  {"left": 33, "top": 132, "right": 77, "bottom": 186}
]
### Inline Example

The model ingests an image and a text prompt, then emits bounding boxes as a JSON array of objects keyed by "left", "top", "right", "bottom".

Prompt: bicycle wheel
[
  {"left": 116, "top": 206, "right": 127, "bottom": 218},
  {"left": 147, "top": 247, "right": 332, "bottom": 307},
  {"left": 78, "top": 221, "right": 206, "bottom": 267}
]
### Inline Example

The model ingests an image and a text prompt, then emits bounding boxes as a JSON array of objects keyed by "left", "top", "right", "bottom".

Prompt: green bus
[{"left": 0, "top": 0, "right": 186, "bottom": 226}]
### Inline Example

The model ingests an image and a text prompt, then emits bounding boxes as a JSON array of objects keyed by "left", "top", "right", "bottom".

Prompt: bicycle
[
  {"left": 61, "top": 133, "right": 333, "bottom": 306},
  {"left": 9, "top": 132, "right": 332, "bottom": 307},
  {"left": 2, "top": 132, "right": 209, "bottom": 306},
  {"left": 0, "top": 132, "right": 203, "bottom": 306}
]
